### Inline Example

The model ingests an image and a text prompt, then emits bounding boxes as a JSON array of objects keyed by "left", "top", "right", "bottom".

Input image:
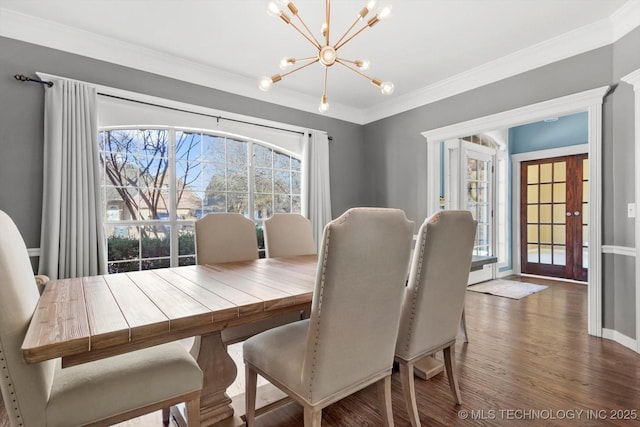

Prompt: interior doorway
[
  {"left": 423, "top": 86, "right": 609, "bottom": 337},
  {"left": 520, "top": 154, "right": 588, "bottom": 282}
]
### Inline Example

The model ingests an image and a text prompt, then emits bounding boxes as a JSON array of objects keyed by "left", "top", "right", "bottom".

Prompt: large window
[{"left": 98, "top": 127, "right": 302, "bottom": 273}]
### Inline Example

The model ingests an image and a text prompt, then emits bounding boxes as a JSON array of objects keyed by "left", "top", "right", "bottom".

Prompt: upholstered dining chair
[
  {"left": 194, "top": 213, "right": 301, "bottom": 344},
  {"left": 0, "top": 210, "right": 203, "bottom": 427},
  {"left": 395, "top": 210, "right": 477, "bottom": 427},
  {"left": 263, "top": 213, "right": 316, "bottom": 258},
  {"left": 244, "top": 207, "right": 415, "bottom": 427},
  {"left": 195, "top": 212, "right": 259, "bottom": 265}
]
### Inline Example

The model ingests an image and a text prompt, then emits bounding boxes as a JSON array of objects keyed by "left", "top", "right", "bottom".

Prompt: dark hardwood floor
[{"left": 2, "top": 276, "right": 639, "bottom": 426}]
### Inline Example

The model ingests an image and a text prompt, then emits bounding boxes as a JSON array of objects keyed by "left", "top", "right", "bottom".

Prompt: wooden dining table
[
  {"left": 22, "top": 252, "right": 494, "bottom": 426},
  {"left": 22, "top": 255, "right": 318, "bottom": 427}
]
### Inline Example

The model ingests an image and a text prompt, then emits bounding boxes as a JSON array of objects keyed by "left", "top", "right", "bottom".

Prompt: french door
[{"left": 520, "top": 154, "right": 588, "bottom": 281}]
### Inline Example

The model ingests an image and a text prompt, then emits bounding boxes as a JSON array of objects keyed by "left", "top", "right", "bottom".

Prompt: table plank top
[{"left": 22, "top": 255, "right": 318, "bottom": 365}]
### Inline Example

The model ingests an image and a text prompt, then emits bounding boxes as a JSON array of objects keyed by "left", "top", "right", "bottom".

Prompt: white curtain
[
  {"left": 39, "top": 78, "right": 106, "bottom": 279},
  {"left": 303, "top": 130, "right": 332, "bottom": 248}
]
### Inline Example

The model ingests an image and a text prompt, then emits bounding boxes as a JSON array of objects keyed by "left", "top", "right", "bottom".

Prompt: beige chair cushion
[
  {"left": 264, "top": 214, "right": 316, "bottom": 258},
  {"left": 47, "top": 342, "right": 202, "bottom": 427},
  {"left": 243, "top": 320, "right": 309, "bottom": 399}
]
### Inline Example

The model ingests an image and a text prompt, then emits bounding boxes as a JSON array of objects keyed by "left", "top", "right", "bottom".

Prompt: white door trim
[
  {"left": 422, "top": 85, "right": 610, "bottom": 337},
  {"left": 621, "top": 68, "right": 640, "bottom": 353}
]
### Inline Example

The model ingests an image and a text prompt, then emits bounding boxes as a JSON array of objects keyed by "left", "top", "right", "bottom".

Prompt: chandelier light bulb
[
  {"left": 280, "top": 57, "right": 295, "bottom": 70},
  {"left": 356, "top": 59, "right": 371, "bottom": 71},
  {"left": 367, "top": 0, "right": 377, "bottom": 11},
  {"left": 377, "top": 5, "right": 392, "bottom": 21},
  {"left": 259, "top": 76, "right": 274, "bottom": 91},
  {"left": 266, "top": 1, "right": 281, "bottom": 17},
  {"left": 380, "top": 81, "right": 394, "bottom": 95},
  {"left": 319, "top": 95, "right": 329, "bottom": 113},
  {"left": 277, "top": 0, "right": 291, "bottom": 5},
  {"left": 321, "top": 22, "right": 328, "bottom": 36}
]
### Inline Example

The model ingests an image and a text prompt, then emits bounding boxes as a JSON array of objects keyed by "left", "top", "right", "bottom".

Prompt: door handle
[
  {"left": 574, "top": 211, "right": 580, "bottom": 216},
  {"left": 566, "top": 212, "right": 572, "bottom": 216}
]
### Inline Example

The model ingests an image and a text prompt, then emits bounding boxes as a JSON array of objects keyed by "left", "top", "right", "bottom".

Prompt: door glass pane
[
  {"left": 553, "top": 225, "right": 566, "bottom": 244},
  {"left": 540, "top": 225, "right": 552, "bottom": 244},
  {"left": 527, "top": 164, "right": 538, "bottom": 184},
  {"left": 583, "top": 203, "right": 589, "bottom": 223},
  {"left": 554, "top": 161, "right": 566, "bottom": 182},
  {"left": 540, "top": 184, "right": 552, "bottom": 203},
  {"left": 528, "top": 185, "right": 538, "bottom": 203},
  {"left": 553, "top": 246, "right": 566, "bottom": 266},
  {"left": 540, "top": 163, "right": 552, "bottom": 183},
  {"left": 540, "top": 205, "right": 551, "bottom": 223},
  {"left": 583, "top": 159, "right": 589, "bottom": 180},
  {"left": 477, "top": 184, "right": 487, "bottom": 203},
  {"left": 553, "top": 204, "right": 566, "bottom": 224},
  {"left": 583, "top": 180, "right": 589, "bottom": 202},
  {"left": 540, "top": 245, "right": 552, "bottom": 263},
  {"left": 528, "top": 225, "right": 538, "bottom": 243},
  {"left": 467, "top": 159, "right": 477, "bottom": 180},
  {"left": 528, "top": 244, "right": 539, "bottom": 262},
  {"left": 527, "top": 205, "right": 538, "bottom": 223},
  {"left": 553, "top": 183, "right": 566, "bottom": 203},
  {"left": 583, "top": 247, "right": 589, "bottom": 269},
  {"left": 478, "top": 160, "right": 487, "bottom": 181}
]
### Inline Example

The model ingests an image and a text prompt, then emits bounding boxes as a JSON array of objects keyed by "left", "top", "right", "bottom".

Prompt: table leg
[{"left": 190, "top": 333, "right": 238, "bottom": 426}]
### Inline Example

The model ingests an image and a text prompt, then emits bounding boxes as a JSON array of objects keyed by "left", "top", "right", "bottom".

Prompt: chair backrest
[
  {"left": 263, "top": 213, "right": 316, "bottom": 258},
  {"left": 302, "top": 208, "right": 414, "bottom": 403},
  {"left": 195, "top": 213, "right": 259, "bottom": 264},
  {"left": 395, "top": 210, "right": 477, "bottom": 361},
  {"left": 0, "top": 211, "right": 56, "bottom": 426}
]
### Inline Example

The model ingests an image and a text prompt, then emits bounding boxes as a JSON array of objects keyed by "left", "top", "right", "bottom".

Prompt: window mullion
[
  {"left": 169, "top": 129, "right": 178, "bottom": 267},
  {"left": 248, "top": 142, "right": 255, "bottom": 220}
]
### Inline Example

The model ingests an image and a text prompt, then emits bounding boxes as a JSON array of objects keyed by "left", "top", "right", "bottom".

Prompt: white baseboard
[{"left": 602, "top": 328, "right": 638, "bottom": 353}]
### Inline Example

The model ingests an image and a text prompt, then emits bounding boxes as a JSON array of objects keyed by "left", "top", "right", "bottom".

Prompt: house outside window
[{"left": 99, "top": 127, "right": 302, "bottom": 273}]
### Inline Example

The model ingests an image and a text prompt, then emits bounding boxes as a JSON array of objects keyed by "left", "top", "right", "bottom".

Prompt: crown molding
[
  {"left": 2, "top": 2, "right": 638, "bottom": 125},
  {"left": 622, "top": 68, "right": 640, "bottom": 90}
]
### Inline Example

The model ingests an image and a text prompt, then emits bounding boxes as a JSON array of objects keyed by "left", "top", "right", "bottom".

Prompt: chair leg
[
  {"left": 399, "top": 361, "right": 420, "bottom": 427},
  {"left": 460, "top": 308, "right": 469, "bottom": 343},
  {"left": 376, "top": 375, "right": 394, "bottom": 427},
  {"left": 443, "top": 344, "right": 462, "bottom": 405},
  {"left": 303, "top": 406, "right": 322, "bottom": 427},
  {"left": 245, "top": 364, "right": 258, "bottom": 427},
  {"left": 162, "top": 407, "right": 171, "bottom": 426},
  {"left": 186, "top": 395, "right": 201, "bottom": 427}
]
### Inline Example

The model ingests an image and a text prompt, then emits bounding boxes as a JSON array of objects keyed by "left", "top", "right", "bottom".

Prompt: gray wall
[
  {"left": 363, "top": 26, "right": 640, "bottom": 339},
  {"left": 0, "top": 36, "right": 367, "bottom": 251}
]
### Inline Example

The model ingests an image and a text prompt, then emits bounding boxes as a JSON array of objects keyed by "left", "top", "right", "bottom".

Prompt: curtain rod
[
  {"left": 14, "top": 74, "right": 53, "bottom": 87},
  {"left": 14, "top": 73, "right": 333, "bottom": 140}
]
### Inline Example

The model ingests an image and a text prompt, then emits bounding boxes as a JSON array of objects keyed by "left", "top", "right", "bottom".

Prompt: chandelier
[{"left": 259, "top": 0, "right": 394, "bottom": 113}]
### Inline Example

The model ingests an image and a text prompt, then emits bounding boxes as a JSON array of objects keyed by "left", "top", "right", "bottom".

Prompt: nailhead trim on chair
[
  {"left": 0, "top": 343, "right": 24, "bottom": 426},
  {"left": 401, "top": 225, "right": 428, "bottom": 355},
  {"left": 307, "top": 227, "right": 332, "bottom": 401}
]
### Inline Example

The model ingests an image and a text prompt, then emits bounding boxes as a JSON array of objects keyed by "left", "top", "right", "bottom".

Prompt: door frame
[
  {"left": 512, "top": 145, "right": 589, "bottom": 280},
  {"left": 422, "top": 86, "right": 610, "bottom": 337}
]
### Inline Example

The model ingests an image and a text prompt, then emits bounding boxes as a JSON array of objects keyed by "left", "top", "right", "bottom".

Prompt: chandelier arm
[
  {"left": 323, "top": 67, "right": 329, "bottom": 96},
  {"left": 288, "top": 20, "right": 322, "bottom": 49},
  {"left": 280, "top": 58, "right": 320, "bottom": 79},
  {"left": 335, "top": 59, "right": 375, "bottom": 82},
  {"left": 334, "top": 22, "right": 371, "bottom": 51},
  {"left": 293, "top": 14, "right": 323, "bottom": 49},
  {"left": 325, "top": 0, "right": 331, "bottom": 46},
  {"left": 333, "top": 16, "right": 362, "bottom": 50}
]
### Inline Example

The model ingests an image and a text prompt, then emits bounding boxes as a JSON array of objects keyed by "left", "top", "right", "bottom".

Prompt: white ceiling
[{"left": 0, "top": 0, "right": 637, "bottom": 123}]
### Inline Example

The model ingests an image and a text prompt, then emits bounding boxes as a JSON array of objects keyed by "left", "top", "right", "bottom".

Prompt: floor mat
[{"left": 467, "top": 279, "right": 548, "bottom": 299}]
